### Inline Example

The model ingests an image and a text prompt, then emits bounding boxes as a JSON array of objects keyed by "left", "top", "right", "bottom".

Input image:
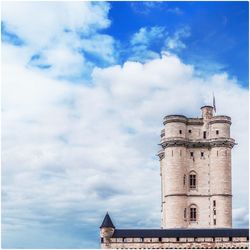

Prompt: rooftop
[
  {"left": 112, "top": 228, "right": 249, "bottom": 238},
  {"left": 100, "top": 212, "right": 115, "bottom": 228}
]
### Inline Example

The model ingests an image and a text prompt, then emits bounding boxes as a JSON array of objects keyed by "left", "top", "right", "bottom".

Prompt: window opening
[
  {"left": 216, "top": 130, "right": 219, "bottom": 135},
  {"left": 189, "top": 130, "right": 192, "bottom": 133},
  {"left": 179, "top": 130, "right": 182, "bottom": 134},
  {"left": 189, "top": 174, "right": 196, "bottom": 189},
  {"left": 201, "top": 152, "right": 204, "bottom": 157},
  {"left": 190, "top": 152, "right": 194, "bottom": 157},
  {"left": 190, "top": 207, "right": 197, "bottom": 221},
  {"left": 203, "top": 131, "right": 206, "bottom": 139}
]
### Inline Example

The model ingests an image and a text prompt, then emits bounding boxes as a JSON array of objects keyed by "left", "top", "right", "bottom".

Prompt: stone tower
[{"left": 158, "top": 106, "right": 235, "bottom": 229}]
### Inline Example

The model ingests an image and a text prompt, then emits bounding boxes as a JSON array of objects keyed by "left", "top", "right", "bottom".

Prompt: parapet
[
  {"left": 209, "top": 115, "right": 232, "bottom": 125},
  {"left": 163, "top": 115, "right": 187, "bottom": 125}
]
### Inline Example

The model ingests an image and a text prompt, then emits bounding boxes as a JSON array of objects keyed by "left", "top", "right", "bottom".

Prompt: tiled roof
[
  {"left": 100, "top": 212, "right": 115, "bottom": 228},
  {"left": 112, "top": 228, "right": 249, "bottom": 238}
]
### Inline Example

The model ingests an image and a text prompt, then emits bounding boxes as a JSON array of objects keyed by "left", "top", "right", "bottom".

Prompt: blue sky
[
  {"left": 107, "top": 1, "right": 249, "bottom": 84},
  {"left": 1, "top": 1, "right": 249, "bottom": 249}
]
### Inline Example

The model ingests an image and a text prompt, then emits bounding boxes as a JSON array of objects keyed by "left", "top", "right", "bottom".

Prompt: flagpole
[{"left": 213, "top": 92, "right": 216, "bottom": 113}]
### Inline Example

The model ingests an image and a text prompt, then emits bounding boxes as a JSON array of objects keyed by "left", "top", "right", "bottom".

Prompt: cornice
[
  {"left": 160, "top": 137, "right": 236, "bottom": 149},
  {"left": 164, "top": 194, "right": 232, "bottom": 198}
]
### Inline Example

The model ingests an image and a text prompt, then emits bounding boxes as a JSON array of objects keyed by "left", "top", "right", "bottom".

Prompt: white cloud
[
  {"left": 129, "top": 26, "right": 167, "bottom": 62},
  {"left": 131, "top": 26, "right": 166, "bottom": 46},
  {"left": 2, "top": 2, "right": 110, "bottom": 47},
  {"left": 2, "top": 2, "right": 115, "bottom": 79},
  {"left": 165, "top": 26, "right": 191, "bottom": 50}
]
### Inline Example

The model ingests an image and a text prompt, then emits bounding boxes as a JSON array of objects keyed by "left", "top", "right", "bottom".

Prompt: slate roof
[
  {"left": 100, "top": 212, "right": 115, "bottom": 228},
  {"left": 112, "top": 228, "right": 249, "bottom": 238}
]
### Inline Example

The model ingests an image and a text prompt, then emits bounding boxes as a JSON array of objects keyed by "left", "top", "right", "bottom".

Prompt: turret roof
[{"left": 100, "top": 212, "right": 115, "bottom": 228}]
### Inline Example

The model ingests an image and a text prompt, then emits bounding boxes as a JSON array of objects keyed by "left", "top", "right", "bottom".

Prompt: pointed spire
[{"left": 100, "top": 212, "right": 115, "bottom": 228}]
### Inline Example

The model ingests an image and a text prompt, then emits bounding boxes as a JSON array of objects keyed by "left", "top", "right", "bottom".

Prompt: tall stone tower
[{"left": 158, "top": 106, "right": 235, "bottom": 229}]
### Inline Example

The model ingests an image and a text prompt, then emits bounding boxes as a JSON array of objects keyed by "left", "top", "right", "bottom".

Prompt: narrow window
[
  {"left": 190, "top": 207, "right": 197, "bottom": 221},
  {"left": 213, "top": 200, "right": 216, "bottom": 207},
  {"left": 203, "top": 131, "right": 206, "bottom": 139},
  {"left": 189, "top": 174, "right": 196, "bottom": 189},
  {"left": 179, "top": 130, "right": 182, "bottom": 134},
  {"left": 183, "top": 175, "right": 186, "bottom": 186},
  {"left": 201, "top": 152, "right": 204, "bottom": 157},
  {"left": 159, "top": 238, "right": 162, "bottom": 242},
  {"left": 189, "top": 130, "right": 192, "bottom": 133},
  {"left": 140, "top": 237, "right": 144, "bottom": 242},
  {"left": 184, "top": 208, "right": 186, "bottom": 219},
  {"left": 176, "top": 237, "right": 180, "bottom": 242},
  {"left": 101, "top": 238, "right": 104, "bottom": 243},
  {"left": 216, "top": 130, "right": 219, "bottom": 135},
  {"left": 190, "top": 152, "right": 194, "bottom": 157},
  {"left": 229, "top": 237, "right": 232, "bottom": 242},
  {"left": 213, "top": 209, "right": 216, "bottom": 215}
]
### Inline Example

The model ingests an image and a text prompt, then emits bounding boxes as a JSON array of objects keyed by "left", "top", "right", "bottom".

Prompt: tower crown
[{"left": 201, "top": 105, "right": 214, "bottom": 120}]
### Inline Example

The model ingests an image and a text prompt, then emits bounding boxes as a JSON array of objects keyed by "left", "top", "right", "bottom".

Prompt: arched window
[
  {"left": 189, "top": 172, "right": 197, "bottom": 189},
  {"left": 190, "top": 205, "right": 197, "bottom": 222}
]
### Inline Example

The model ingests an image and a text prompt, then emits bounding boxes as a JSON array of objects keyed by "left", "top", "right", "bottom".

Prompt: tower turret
[{"left": 100, "top": 212, "right": 115, "bottom": 248}]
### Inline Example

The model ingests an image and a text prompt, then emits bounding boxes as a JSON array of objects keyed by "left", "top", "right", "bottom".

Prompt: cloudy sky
[{"left": 1, "top": 1, "right": 249, "bottom": 249}]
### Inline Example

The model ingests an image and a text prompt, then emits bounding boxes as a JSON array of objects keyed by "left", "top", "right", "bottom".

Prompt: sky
[{"left": 1, "top": 1, "right": 249, "bottom": 249}]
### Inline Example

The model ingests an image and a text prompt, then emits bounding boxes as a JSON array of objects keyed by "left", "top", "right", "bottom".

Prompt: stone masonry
[{"left": 159, "top": 106, "right": 235, "bottom": 228}]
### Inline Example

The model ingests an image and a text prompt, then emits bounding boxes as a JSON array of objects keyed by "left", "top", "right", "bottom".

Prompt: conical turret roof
[{"left": 100, "top": 212, "right": 115, "bottom": 228}]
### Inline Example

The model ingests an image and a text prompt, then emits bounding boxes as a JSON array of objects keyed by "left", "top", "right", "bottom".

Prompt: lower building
[{"left": 100, "top": 213, "right": 249, "bottom": 249}]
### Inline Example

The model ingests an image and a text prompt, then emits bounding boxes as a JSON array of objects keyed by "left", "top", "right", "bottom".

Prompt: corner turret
[
  {"left": 100, "top": 212, "right": 115, "bottom": 248},
  {"left": 201, "top": 105, "right": 214, "bottom": 120}
]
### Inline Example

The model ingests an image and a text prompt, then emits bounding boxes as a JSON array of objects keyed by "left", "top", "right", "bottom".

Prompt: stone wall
[{"left": 103, "top": 236, "right": 249, "bottom": 249}]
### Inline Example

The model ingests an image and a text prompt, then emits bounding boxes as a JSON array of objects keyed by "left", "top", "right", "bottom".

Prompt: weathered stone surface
[{"left": 161, "top": 106, "right": 234, "bottom": 228}]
